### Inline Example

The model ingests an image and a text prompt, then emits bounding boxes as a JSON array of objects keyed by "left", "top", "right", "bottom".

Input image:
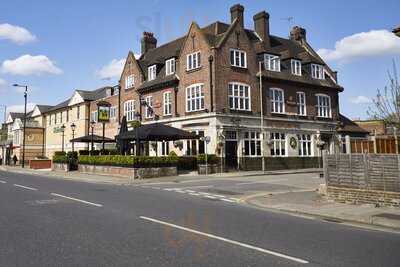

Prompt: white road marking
[
  {"left": 221, "top": 198, "right": 236, "bottom": 203},
  {"left": 0, "top": 180, "right": 7, "bottom": 184},
  {"left": 203, "top": 195, "right": 217, "bottom": 199},
  {"left": 50, "top": 193, "right": 103, "bottom": 207},
  {"left": 177, "top": 185, "right": 214, "bottom": 190},
  {"left": 189, "top": 193, "right": 201, "bottom": 196},
  {"left": 140, "top": 216, "right": 309, "bottom": 264},
  {"left": 13, "top": 184, "right": 38, "bottom": 191}
]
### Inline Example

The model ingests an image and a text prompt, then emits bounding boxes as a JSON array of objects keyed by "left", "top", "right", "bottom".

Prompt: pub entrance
[{"left": 225, "top": 131, "right": 238, "bottom": 170}]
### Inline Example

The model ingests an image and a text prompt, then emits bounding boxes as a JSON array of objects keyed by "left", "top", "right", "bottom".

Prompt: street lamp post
[
  {"left": 13, "top": 84, "right": 28, "bottom": 168},
  {"left": 60, "top": 124, "right": 66, "bottom": 152},
  {"left": 133, "top": 112, "right": 142, "bottom": 156},
  {"left": 71, "top": 123, "right": 76, "bottom": 152}
]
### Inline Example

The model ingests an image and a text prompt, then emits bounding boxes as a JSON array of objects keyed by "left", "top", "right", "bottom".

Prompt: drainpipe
[
  {"left": 118, "top": 83, "right": 121, "bottom": 124},
  {"left": 208, "top": 55, "right": 214, "bottom": 112}
]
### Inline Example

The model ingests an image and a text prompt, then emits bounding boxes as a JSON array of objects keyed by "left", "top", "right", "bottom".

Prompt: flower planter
[
  {"left": 198, "top": 164, "right": 220, "bottom": 175},
  {"left": 29, "top": 159, "right": 52, "bottom": 169}
]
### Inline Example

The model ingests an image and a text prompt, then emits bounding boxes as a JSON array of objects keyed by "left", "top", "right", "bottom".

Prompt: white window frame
[
  {"left": 160, "top": 141, "right": 170, "bottom": 156},
  {"left": 145, "top": 96, "right": 153, "bottom": 118},
  {"left": 148, "top": 65, "right": 156, "bottom": 81},
  {"left": 110, "top": 106, "right": 117, "bottom": 119},
  {"left": 124, "top": 100, "right": 135, "bottom": 122},
  {"left": 165, "top": 58, "right": 175, "bottom": 76},
  {"left": 91, "top": 111, "right": 98, "bottom": 123},
  {"left": 298, "top": 134, "right": 312, "bottom": 157},
  {"left": 311, "top": 64, "right": 325, "bottom": 79},
  {"left": 270, "top": 88, "right": 285, "bottom": 114},
  {"left": 186, "top": 51, "right": 201, "bottom": 71},
  {"left": 296, "top": 91, "right": 306, "bottom": 116},
  {"left": 163, "top": 91, "right": 172, "bottom": 116},
  {"left": 264, "top": 54, "right": 281, "bottom": 72},
  {"left": 125, "top": 74, "right": 135, "bottom": 89},
  {"left": 228, "top": 82, "right": 251, "bottom": 111},
  {"left": 316, "top": 94, "right": 331, "bottom": 118},
  {"left": 186, "top": 83, "right": 205, "bottom": 112},
  {"left": 230, "top": 49, "right": 247, "bottom": 68},
  {"left": 291, "top": 59, "right": 302, "bottom": 76},
  {"left": 243, "top": 131, "right": 261, "bottom": 157},
  {"left": 270, "top": 132, "right": 287, "bottom": 157}
]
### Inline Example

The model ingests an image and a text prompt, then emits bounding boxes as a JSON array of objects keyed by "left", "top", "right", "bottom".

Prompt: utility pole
[{"left": 13, "top": 84, "right": 28, "bottom": 168}]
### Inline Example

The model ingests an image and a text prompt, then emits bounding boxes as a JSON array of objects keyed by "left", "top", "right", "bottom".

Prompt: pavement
[
  {"left": 1, "top": 169, "right": 400, "bottom": 266},
  {"left": 2, "top": 165, "right": 400, "bottom": 231}
]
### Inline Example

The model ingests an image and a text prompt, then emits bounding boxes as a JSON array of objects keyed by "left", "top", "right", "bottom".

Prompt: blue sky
[{"left": 0, "top": 0, "right": 399, "bottom": 121}]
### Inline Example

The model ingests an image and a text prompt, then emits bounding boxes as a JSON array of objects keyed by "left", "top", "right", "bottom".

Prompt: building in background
[{"left": 393, "top": 26, "right": 400, "bottom": 37}]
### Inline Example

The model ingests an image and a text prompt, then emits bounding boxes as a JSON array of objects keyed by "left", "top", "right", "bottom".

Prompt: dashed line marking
[
  {"left": 0, "top": 180, "right": 7, "bottom": 184},
  {"left": 221, "top": 198, "right": 236, "bottom": 203},
  {"left": 13, "top": 184, "right": 38, "bottom": 191},
  {"left": 50, "top": 193, "right": 103, "bottom": 207}
]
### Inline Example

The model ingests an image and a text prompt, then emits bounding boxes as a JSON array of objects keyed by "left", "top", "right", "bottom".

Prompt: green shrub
[
  {"left": 90, "top": 150, "right": 100, "bottom": 156},
  {"left": 54, "top": 151, "right": 66, "bottom": 157},
  {"left": 79, "top": 150, "right": 90, "bottom": 155},
  {"left": 109, "top": 149, "right": 120, "bottom": 155},
  {"left": 53, "top": 155, "right": 68, "bottom": 164},
  {"left": 67, "top": 151, "right": 78, "bottom": 159},
  {"left": 197, "top": 154, "right": 219, "bottom": 164},
  {"left": 78, "top": 155, "right": 178, "bottom": 168},
  {"left": 169, "top": 151, "right": 178, "bottom": 157},
  {"left": 177, "top": 156, "right": 197, "bottom": 171}
]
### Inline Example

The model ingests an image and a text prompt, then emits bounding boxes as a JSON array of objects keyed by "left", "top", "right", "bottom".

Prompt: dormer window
[
  {"left": 291, "top": 59, "right": 302, "bottom": 76},
  {"left": 230, "top": 49, "right": 247, "bottom": 68},
  {"left": 311, "top": 64, "right": 325, "bottom": 79},
  {"left": 264, "top": 54, "right": 280, "bottom": 72},
  {"left": 125, "top": 75, "right": 135, "bottom": 89},
  {"left": 187, "top": 51, "right": 201, "bottom": 71},
  {"left": 165, "top": 58, "right": 175, "bottom": 76},
  {"left": 148, "top": 65, "right": 156, "bottom": 81}
]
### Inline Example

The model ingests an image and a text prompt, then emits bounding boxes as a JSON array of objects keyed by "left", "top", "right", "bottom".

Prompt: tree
[{"left": 368, "top": 60, "right": 400, "bottom": 128}]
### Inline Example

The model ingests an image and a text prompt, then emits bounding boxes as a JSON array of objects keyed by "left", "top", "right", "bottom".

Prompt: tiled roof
[
  {"left": 136, "top": 21, "right": 336, "bottom": 90},
  {"left": 338, "top": 114, "right": 369, "bottom": 134},
  {"left": 36, "top": 105, "right": 54, "bottom": 113}
]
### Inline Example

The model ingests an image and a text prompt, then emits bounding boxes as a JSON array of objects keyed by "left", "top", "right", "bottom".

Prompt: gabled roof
[{"left": 36, "top": 105, "right": 54, "bottom": 113}]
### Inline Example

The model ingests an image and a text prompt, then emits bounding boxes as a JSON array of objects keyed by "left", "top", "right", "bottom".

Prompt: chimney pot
[
  {"left": 141, "top": 32, "right": 157, "bottom": 54},
  {"left": 290, "top": 26, "right": 307, "bottom": 42},
  {"left": 230, "top": 4, "right": 245, "bottom": 28}
]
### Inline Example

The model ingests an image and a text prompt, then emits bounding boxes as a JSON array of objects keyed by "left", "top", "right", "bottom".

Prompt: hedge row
[{"left": 78, "top": 155, "right": 179, "bottom": 168}]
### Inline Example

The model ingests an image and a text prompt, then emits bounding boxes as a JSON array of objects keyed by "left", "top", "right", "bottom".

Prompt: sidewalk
[{"left": 246, "top": 190, "right": 400, "bottom": 231}]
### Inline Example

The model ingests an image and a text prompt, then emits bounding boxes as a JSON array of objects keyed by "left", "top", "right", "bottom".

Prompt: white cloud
[
  {"left": 97, "top": 58, "right": 126, "bottom": 80},
  {"left": 317, "top": 30, "right": 400, "bottom": 63},
  {"left": 1, "top": 54, "right": 62, "bottom": 76},
  {"left": 7, "top": 102, "right": 36, "bottom": 113},
  {"left": 97, "top": 54, "right": 140, "bottom": 80},
  {"left": 349, "top": 95, "right": 372, "bottom": 104},
  {"left": 0, "top": 23, "right": 37, "bottom": 44}
]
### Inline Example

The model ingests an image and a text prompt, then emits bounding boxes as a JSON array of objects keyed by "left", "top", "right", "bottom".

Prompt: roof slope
[{"left": 338, "top": 114, "right": 369, "bottom": 134}]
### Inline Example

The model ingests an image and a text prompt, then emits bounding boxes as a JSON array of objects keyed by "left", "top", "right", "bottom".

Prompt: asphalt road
[{"left": 1, "top": 170, "right": 400, "bottom": 266}]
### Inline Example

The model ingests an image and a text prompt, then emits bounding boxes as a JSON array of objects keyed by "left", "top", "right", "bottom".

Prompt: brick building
[{"left": 91, "top": 4, "right": 345, "bottom": 170}]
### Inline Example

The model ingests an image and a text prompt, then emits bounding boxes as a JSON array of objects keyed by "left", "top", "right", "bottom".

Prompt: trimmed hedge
[
  {"left": 177, "top": 156, "right": 197, "bottom": 171},
  {"left": 53, "top": 155, "right": 68, "bottom": 164},
  {"left": 79, "top": 150, "right": 90, "bottom": 155},
  {"left": 197, "top": 154, "right": 219, "bottom": 164},
  {"left": 78, "top": 155, "right": 178, "bottom": 168},
  {"left": 54, "top": 151, "right": 66, "bottom": 157}
]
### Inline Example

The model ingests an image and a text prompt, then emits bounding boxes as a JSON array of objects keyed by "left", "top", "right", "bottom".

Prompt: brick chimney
[
  {"left": 230, "top": 4, "right": 244, "bottom": 28},
  {"left": 290, "top": 26, "right": 307, "bottom": 43},
  {"left": 253, "top": 11, "right": 270, "bottom": 45},
  {"left": 141, "top": 32, "right": 157, "bottom": 54}
]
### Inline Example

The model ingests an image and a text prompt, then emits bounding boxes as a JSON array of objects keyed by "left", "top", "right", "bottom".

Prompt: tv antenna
[{"left": 281, "top": 16, "right": 295, "bottom": 28}]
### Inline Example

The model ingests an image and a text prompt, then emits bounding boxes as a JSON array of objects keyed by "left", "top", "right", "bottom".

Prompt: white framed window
[
  {"left": 291, "top": 59, "right": 302, "bottom": 76},
  {"left": 270, "top": 133, "right": 286, "bottom": 157},
  {"left": 244, "top": 131, "right": 261, "bottom": 157},
  {"left": 270, "top": 88, "right": 285, "bottom": 114},
  {"left": 91, "top": 111, "right": 98, "bottom": 123},
  {"left": 186, "top": 83, "right": 205, "bottom": 112},
  {"left": 296, "top": 92, "right": 306, "bottom": 116},
  {"left": 125, "top": 75, "right": 135, "bottom": 89},
  {"left": 316, "top": 94, "right": 331, "bottom": 118},
  {"left": 311, "top": 64, "right": 325, "bottom": 79},
  {"left": 298, "top": 134, "right": 312, "bottom": 156},
  {"left": 110, "top": 106, "right": 117, "bottom": 119},
  {"left": 230, "top": 49, "right": 247, "bottom": 68},
  {"left": 186, "top": 51, "right": 201, "bottom": 71},
  {"left": 228, "top": 82, "right": 251, "bottom": 111},
  {"left": 148, "top": 65, "right": 156, "bottom": 81},
  {"left": 186, "top": 130, "right": 205, "bottom": 156},
  {"left": 163, "top": 91, "right": 172, "bottom": 115},
  {"left": 124, "top": 100, "right": 135, "bottom": 122},
  {"left": 264, "top": 54, "right": 281, "bottom": 72},
  {"left": 145, "top": 96, "right": 153, "bottom": 118},
  {"left": 165, "top": 58, "right": 175, "bottom": 75},
  {"left": 161, "top": 141, "right": 170, "bottom": 156}
]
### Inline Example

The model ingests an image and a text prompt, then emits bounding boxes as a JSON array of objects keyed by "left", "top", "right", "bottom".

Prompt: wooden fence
[
  {"left": 324, "top": 153, "right": 400, "bottom": 192},
  {"left": 350, "top": 138, "right": 398, "bottom": 154}
]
